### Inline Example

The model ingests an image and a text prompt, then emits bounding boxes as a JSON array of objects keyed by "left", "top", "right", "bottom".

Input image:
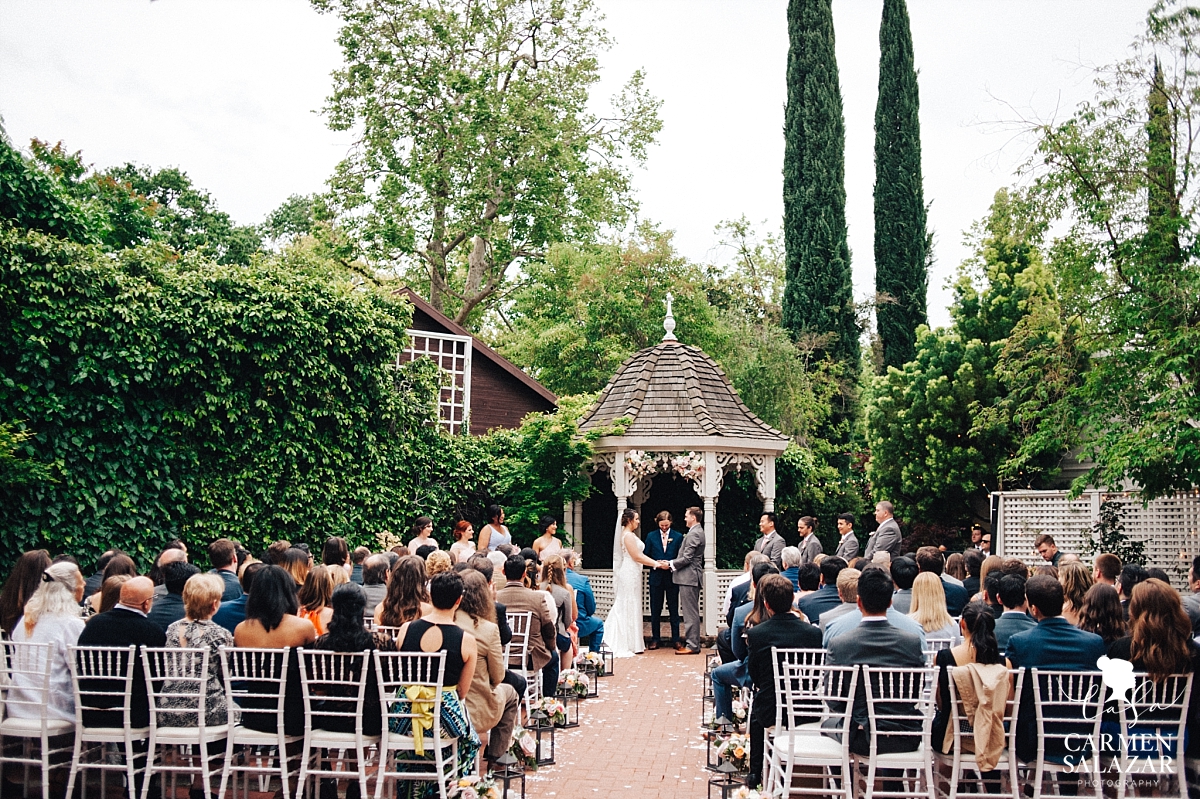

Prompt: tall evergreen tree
[
  {"left": 873, "top": 0, "right": 927, "bottom": 372},
  {"left": 782, "top": 0, "right": 858, "bottom": 375},
  {"left": 1147, "top": 57, "right": 1180, "bottom": 264}
]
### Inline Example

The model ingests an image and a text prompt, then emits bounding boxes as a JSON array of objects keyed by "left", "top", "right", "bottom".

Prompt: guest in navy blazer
[{"left": 644, "top": 510, "right": 685, "bottom": 650}]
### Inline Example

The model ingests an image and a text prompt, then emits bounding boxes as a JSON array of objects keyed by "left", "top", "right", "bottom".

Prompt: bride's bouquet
[{"left": 556, "top": 668, "right": 590, "bottom": 698}]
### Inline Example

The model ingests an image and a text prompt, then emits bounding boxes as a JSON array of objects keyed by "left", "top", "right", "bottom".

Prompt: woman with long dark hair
[
  {"left": 312, "top": 583, "right": 396, "bottom": 736},
  {"left": 0, "top": 549, "right": 52, "bottom": 637},
  {"left": 375, "top": 556, "right": 431, "bottom": 628},
  {"left": 85, "top": 554, "right": 137, "bottom": 614},
  {"left": 477, "top": 504, "right": 511, "bottom": 553},
  {"left": 932, "top": 601, "right": 1004, "bottom": 753},
  {"left": 296, "top": 564, "right": 335, "bottom": 635},
  {"left": 1076, "top": 583, "right": 1128, "bottom": 645},
  {"left": 321, "top": 536, "right": 351, "bottom": 577}
]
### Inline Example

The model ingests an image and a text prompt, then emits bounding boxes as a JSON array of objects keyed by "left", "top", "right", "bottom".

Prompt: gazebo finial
[{"left": 662, "top": 292, "right": 677, "bottom": 341}]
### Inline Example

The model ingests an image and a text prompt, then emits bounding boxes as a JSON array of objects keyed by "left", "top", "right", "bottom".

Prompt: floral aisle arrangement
[
  {"left": 508, "top": 727, "right": 538, "bottom": 771},
  {"left": 731, "top": 691, "right": 749, "bottom": 725},
  {"left": 535, "top": 696, "right": 567, "bottom": 726},
  {"left": 715, "top": 733, "right": 750, "bottom": 773},
  {"left": 574, "top": 650, "right": 605, "bottom": 676},
  {"left": 730, "top": 789, "right": 762, "bottom": 799},
  {"left": 448, "top": 774, "right": 500, "bottom": 799},
  {"left": 556, "top": 668, "right": 590, "bottom": 698}
]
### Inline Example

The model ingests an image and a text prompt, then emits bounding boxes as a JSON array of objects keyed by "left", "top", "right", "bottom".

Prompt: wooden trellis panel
[{"left": 996, "top": 490, "right": 1200, "bottom": 589}]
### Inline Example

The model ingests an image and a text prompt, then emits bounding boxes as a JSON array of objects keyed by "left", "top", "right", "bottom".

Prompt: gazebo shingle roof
[{"left": 579, "top": 340, "right": 786, "bottom": 442}]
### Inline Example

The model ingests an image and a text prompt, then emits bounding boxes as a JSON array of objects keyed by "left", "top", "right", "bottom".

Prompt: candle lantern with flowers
[
  {"left": 490, "top": 751, "right": 526, "bottom": 799},
  {"left": 574, "top": 650, "right": 604, "bottom": 696},
  {"left": 554, "top": 668, "right": 588, "bottom": 726},
  {"left": 704, "top": 716, "right": 735, "bottom": 772},
  {"left": 528, "top": 709, "right": 555, "bottom": 766}
]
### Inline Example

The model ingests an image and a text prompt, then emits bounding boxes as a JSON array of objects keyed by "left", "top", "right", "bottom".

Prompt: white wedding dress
[{"left": 605, "top": 530, "right": 646, "bottom": 657}]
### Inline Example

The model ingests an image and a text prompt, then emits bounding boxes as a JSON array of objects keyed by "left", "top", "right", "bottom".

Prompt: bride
[{"left": 604, "top": 508, "right": 663, "bottom": 657}]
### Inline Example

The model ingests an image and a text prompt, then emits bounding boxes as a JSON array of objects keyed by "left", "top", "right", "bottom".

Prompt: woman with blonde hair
[
  {"left": 6, "top": 562, "right": 86, "bottom": 722},
  {"left": 280, "top": 547, "right": 311, "bottom": 588},
  {"left": 909, "top": 572, "right": 959, "bottom": 640},
  {"left": 296, "top": 564, "right": 335, "bottom": 635},
  {"left": 425, "top": 549, "right": 453, "bottom": 578},
  {"left": 1058, "top": 561, "right": 1093, "bottom": 626},
  {"left": 162, "top": 574, "right": 239, "bottom": 727},
  {"left": 541, "top": 554, "right": 578, "bottom": 657}
]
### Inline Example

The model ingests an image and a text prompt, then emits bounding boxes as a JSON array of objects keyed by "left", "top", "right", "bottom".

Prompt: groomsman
[
  {"left": 644, "top": 511, "right": 684, "bottom": 650},
  {"left": 834, "top": 513, "right": 859, "bottom": 561},
  {"left": 753, "top": 513, "right": 786, "bottom": 569},
  {"left": 796, "top": 516, "right": 822, "bottom": 567},
  {"left": 863, "top": 501, "right": 903, "bottom": 562}
]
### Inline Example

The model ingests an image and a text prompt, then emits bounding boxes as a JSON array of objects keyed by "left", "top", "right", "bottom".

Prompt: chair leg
[{"left": 66, "top": 736, "right": 83, "bottom": 799}]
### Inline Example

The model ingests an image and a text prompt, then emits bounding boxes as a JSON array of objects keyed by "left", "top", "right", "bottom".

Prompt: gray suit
[
  {"left": 835, "top": 532, "right": 859, "bottom": 561},
  {"left": 754, "top": 531, "right": 786, "bottom": 569},
  {"left": 993, "top": 610, "right": 1037, "bottom": 651},
  {"left": 671, "top": 522, "right": 706, "bottom": 650},
  {"left": 863, "top": 517, "right": 903, "bottom": 561},
  {"left": 797, "top": 533, "right": 823, "bottom": 567}
]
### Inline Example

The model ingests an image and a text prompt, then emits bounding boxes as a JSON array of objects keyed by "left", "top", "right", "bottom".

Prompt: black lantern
[
  {"left": 705, "top": 717, "right": 734, "bottom": 772},
  {"left": 492, "top": 751, "right": 526, "bottom": 799},
  {"left": 708, "top": 759, "right": 744, "bottom": 799},
  {"left": 600, "top": 644, "right": 614, "bottom": 677},
  {"left": 530, "top": 709, "right": 555, "bottom": 766},
  {"left": 553, "top": 689, "right": 582, "bottom": 728}
]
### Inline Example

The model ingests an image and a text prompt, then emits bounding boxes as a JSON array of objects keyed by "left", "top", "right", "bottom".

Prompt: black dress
[
  {"left": 399, "top": 620, "right": 467, "bottom": 686},
  {"left": 237, "top": 648, "right": 305, "bottom": 737}
]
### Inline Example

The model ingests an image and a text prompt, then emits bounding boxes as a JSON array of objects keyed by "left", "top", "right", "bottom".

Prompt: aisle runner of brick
[{"left": 530, "top": 647, "right": 707, "bottom": 799}]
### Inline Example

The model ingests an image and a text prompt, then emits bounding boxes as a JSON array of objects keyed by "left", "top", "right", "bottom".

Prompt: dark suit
[
  {"left": 993, "top": 610, "right": 1036, "bottom": 651},
  {"left": 940, "top": 578, "right": 970, "bottom": 616},
  {"left": 644, "top": 527, "right": 684, "bottom": 644},
  {"left": 746, "top": 613, "right": 823, "bottom": 788},
  {"left": 795, "top": 585, "right": 841, "bottom": 624},
  {"left": 726, "top": 580, "right": 752, "bottom": 628},
  {"left": 213, "top": 594, "right": 248, "bottom": 634},
  {"left": 210, "top": 568, "right": 243, "bottom": 602},
  {"left": 494, "top": 601, "right": 512, "bottom": 648},
  {"left": 145, "top": 592, "right": 185, "bottom": 633},
  {"left": 826, "top": 618, "right": 926, "bottom": 756},
  {"left": 76, "top": 607, "right": 167, "bottom": 728},
  {"left": 962, "top": 575, "right": 980, "bottom": 597}
]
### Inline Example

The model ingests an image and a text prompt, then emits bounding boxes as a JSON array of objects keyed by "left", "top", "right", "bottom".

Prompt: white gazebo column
[
  {"left": 701, "top": 450, "right": 720, "bottom": 636},
  {"left": 760, "top": 456, "right": 777, "bottom": 513}
]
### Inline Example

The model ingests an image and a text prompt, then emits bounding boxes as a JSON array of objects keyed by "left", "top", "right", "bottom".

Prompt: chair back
[
  {"left": 773, "top": 648, "right": 856, "bottom": 736},
  {"left": 298, "top": 649, "right": 372, "bottom": 736},
  {"left": 141, "top": 646, "right": 214, "bottom": 731},
  {"left": 68, "top": 645, "right": 138, "bottom": 730},
  {"left": 861, "top": 666, "right": 937, "bottom": 755},
  {"left": 505, "top": 611, "right": 532, "bottom": 669},
  {"left": 220, "top": 646, "right": 291, "bottom": 732},
  {"left": 945, "top": 666, "right": 1021, "bottom": 753},
  {"left": 373, "top": 626, "right": 404, "bottom": 644},
  {"left": 1118, "top": 672, "right": 1193, "bottom": 759},
  {"left": 375, "top": 650, "right": 447, "bottom": 738},
  {"left": 1027, "top": 669, "right": 1105, "bottom": 760},
  {"left": 0, "top": 641, "right": 55, "bottom": 726}
]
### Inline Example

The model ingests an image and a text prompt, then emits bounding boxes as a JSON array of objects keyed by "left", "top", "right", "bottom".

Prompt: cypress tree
[
  {"left": 782, "top": 0, "right": 859, "bottom": 374},
  {"left": 1147, "top": 58, "right": 1180, "bottom": 264},
  {"left": 873, "top": 0, "right": 927, "bottom": 372}
]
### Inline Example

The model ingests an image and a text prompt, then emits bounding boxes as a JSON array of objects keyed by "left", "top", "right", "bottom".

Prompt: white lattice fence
[
  {"left": 996, "top": 490, "right": 1200, "bottom": 589},
  {"left": 579, "top": 569, "right": 741, "bottom": 618}
]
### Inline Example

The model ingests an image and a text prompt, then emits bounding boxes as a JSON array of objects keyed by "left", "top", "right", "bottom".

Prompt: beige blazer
[{"left": 455, "top": 610, "right": 506, "bottom": 731}]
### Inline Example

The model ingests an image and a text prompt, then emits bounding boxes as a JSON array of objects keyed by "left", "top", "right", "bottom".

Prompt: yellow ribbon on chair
[{"left": 405, "top": 684, "right": 438, "bottom": 756}]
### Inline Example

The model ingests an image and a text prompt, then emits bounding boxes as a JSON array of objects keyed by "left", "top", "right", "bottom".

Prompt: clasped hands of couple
[{"left": 651, "top": 560, "right": 671, "bottom": 570}]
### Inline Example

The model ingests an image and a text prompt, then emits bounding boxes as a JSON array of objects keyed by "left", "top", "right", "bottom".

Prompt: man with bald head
[
  {"left": 77, "top": 575, "right": 167, "bottom": 728},
  {"left": 153, "top": 546, "right": 188, "bottom": 597}
]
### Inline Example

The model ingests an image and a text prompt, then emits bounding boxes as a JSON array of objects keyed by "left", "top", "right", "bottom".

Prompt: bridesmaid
[
  {"left": 477, "top": 505, "right": 512, "bottom": 553},
  {"left": 448, "top": 521, "right": 477, "bottom": 563},
  {"left": 407, "top": 516, "right": 439, "bottom": 552},
  {"left": 532, "top": 516, "right": 564, "bottom": 563}
]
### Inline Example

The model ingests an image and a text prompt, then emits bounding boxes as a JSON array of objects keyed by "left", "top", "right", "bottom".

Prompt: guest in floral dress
[{"left": 162, "top": 573, "right": 240, "bottom": 728}]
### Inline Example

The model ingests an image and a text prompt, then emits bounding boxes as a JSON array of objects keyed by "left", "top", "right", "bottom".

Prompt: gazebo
[{"left": 562, "top": 297, "right": 789, "bottom": 634}]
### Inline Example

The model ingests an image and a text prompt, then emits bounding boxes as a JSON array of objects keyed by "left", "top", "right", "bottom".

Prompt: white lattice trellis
[
  {"left": 580, "top": 569, "right": 742, "bottom": 619},
  {"left": 398, "top": 330, "right": 473, "bottom": 434},
  {"left": 995, "top": 490, "right": 1200, "bottom": 589}
]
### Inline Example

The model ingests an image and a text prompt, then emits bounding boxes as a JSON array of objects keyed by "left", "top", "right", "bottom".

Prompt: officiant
[{"left": 644, "top": 510, "right": 685, "bottom": 650}]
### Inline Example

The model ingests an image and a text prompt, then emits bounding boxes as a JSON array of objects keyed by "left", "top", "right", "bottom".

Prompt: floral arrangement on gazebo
[{"left": 624, "top": 450, "right": 706, "bottom": 483}]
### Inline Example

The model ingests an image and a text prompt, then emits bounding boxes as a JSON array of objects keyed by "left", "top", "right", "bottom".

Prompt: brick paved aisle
[{"left": 529, "top": 647, "right": 708, "bottom": 799}]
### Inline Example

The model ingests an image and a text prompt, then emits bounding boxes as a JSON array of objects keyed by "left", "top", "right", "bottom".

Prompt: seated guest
[
  {"left": 213, "top": 562, "right": 264, "bottom": 634},
  {"left": 207, "top": 538, "right": 243, "bottom": 602},
  {"left": 744, "top": 573, "right": 823, "bottom": 789},
  {"left": 541, "top": 555, "right": 576, "bottom": 660},
  {"left": 931, "top": 601, "right": 1008, "bottom": 786},
  {"left": 1007, "top": 575, "right": 1107, "bottom": 669},
  {"left": 76, "top": 576, "right": 166, "bottom": 728},
  {"left": 361, "top": 554, "right": 390, "bottom": 613},
  {"left": 296, "top": 564, "right": 335, "bottom": 636},
  {"left": 823, "top": 570, "right": 928, "bottom": 649},
  {"left": 467, "top": 555, "right": 523, "bottom": 699},
  {"left": 908, "top": 572, "right": 959, "bottom": 640},
  {"left": 1076, "top": 583, "right": 1128, "bottom": 646},
  {"left": 915, "top": 547, "right": 970, "bottom": 615},
  {"left": 262, "top": 540, "right": 291, "bottom": 567},
  {"left": 496, "top": 554, "right": 557, "bottom": 699},
  {"left": 82, "top": 549, "right": 122, "bottom": 599},
  {"left": 1107, "top": 578, "right": 1200, "bottom": 758},
  {"left": 993, "top": 574, "right": 1036, "bottom": 651},
  {"left": 279, "top": 547, "right": 311, "bottom": 589},
  {"left": 563, "top": 551, "right": 602, "bottom": 652},
  {"left": 1093, "top": 552, "right": 1122, "bottom": 587},
  {"left": 86, "top": 554, "right": 138, "bottom": 614},
  {"left": 981, "top": 570, "right": 1005, "bottom": 620},
  {"left": 962, "top": 549, "right": 985, "bottom": 598},
  {"left": 350, "top": 547, "right": 370, "bottom": 585},
  {"left": 415, "top": 544, "right": 438, "bottom": 561},
  {"left": 973, "top": 555, "right": 1003, "bottom": 604},
  {"left": 233, "top": 565, "right": 317, "bottom": 737},
  {"left": 161, "top": 574, "right": 239, "bottom": 727},
  {"left": 722, "top": 551, "right": 762, "bottom": 625},
  {"left": 1058, "top": 561, "right": 1092, "bottom": 626},
  {"left": 6, "top": 562, "right": 86, "bottom": 723},
  {"left": 826, "top": 567, "right": 927, "bottom": 757},
  {"left": 818, "top": 568, "right": 860, "bottom": 631},
  {"left": 393, "top": 572, "right": 480, "bottom": 778},
  {"left": 796, "top": 556, "right": 847, "bottom": 623},
  {"left": 779, "top": 546, "right": 802, "bottom": 591},
  {"left": 889, "top": 556, "right": 919, "bottom": 614},
  {"left": 1116, "top": 564, "right": 1149, "bottom": 619},
  {"left": 312, "top": 583, "right": 396, "bottom": 736},
  {"left": 149, "top": 546, "right": 187, "bottom": 598},
  {"left": 713, "top": 562, "right": 777, "bottom": 723},
  {"left": 375, "top": 555, "right": 431, "bottom": 628},
  {"left": 147, "top": 561, "right": 199, "bottom": 633},
  {"left": 455, "top": 570, "right": 521, "bottom": 766},
  {"left": 944, "top": 553, "right": 966, "bottom": 583},
  {"left": 426, "top": 550, "right": 454, "bottom": 578},
  {"left": 0, "top": 549, "right": 52, "bottom": 638},
  {"left": 93, "top": 575, "right": 132, "bottom": 617},
  {"left": 321, "top": 536, "right": 352, "bottom": 579},
  {"left": 793, "top": 562, "right": 820, "bottom": 604}
]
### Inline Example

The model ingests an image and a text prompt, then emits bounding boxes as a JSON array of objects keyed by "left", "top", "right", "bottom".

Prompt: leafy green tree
[
  {"left": 873, "top": 0, "right": 927, "bottom": 371},
  {"left": 312, "top": 0, "right": 661, "bottom": 327},
  {"left": 1013, "top": 2, "right": 1200, "bottom": 497},
  {"left": 0, "top": 135, "right": 98, "bottom": 243},
  {"left": 782, "top": 0, "right": 859, "bottom": 374}
]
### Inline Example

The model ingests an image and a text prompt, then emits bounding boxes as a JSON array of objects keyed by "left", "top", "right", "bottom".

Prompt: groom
[{"left": 660, "top": 505, "right": 705, "bottom": 655}]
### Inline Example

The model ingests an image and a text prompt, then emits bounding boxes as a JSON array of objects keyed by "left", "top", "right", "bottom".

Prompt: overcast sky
[{"left": 1, "top": 0, "right": 1148, "bottom": 327}]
